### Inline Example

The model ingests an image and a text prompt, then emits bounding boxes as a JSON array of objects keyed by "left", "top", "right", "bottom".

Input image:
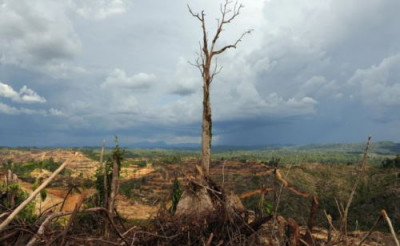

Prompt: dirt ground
[{"left": 10, "top": 151, "right": 159, "bottom": 219}]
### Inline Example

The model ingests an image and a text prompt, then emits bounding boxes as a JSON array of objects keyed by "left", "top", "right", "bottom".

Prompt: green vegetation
[
  {"left": 77, "top": 141, "right": 400, "bottom": 168},
  {"left": 32, "top": 179, "right": 47, "bottom": 202},
  {"left": 2, "top": 158, "right": 71, "bottom": 180},
  {"left": 153, "top": 155, "right": 183, "bottom": 167},
  {"left": 133, "top": 160, "right": 147, "bottom": 168},
  {"left": 169, "top": 178, "right": 182, "bottom": 214},
  {"left": 94, "top": 159, "right": 112, "bottom": 207},
  {"left": 268, "top": 164, "right": 399, "bottom": 231},
  {"left": 121, "top": 159, "right": 147, "bottom": 168},
  {"left": 119, "top": 177, "right": 147, "bottom": 199},
  {"left": 79, "top": 148, "right": 100, "bottom": 161},
  {"left": 93, "top": 137, "right": 125, "bottom": 207},
  {"left": 261, "top": 157, "right": 281, "bottom": 167},
  {"left": 1, "top": 141, "right": 399, "bottom": 240},
  {"left": 0, "top": 183, "right": 36, "bottom": 223},
  {"left": 382, "top": 154, "right": 400, "bottom": 168},
  {"left": 211, "top": 142, "right": 400, "bottom": 165}
]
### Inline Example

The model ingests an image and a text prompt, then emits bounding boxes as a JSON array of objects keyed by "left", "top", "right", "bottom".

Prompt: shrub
[
  {"left": 381, "top": 154, "right": 400, "bottom": 168},
  {"left": 261, "top": 157, "right": 281, "bottom": 167},
  {"left": 134, "top": 160, "right": 147, "bottom": 168},
  {"left": 0, "top": 183, "right": 36, "bottom": 223},
  {"left": 10, "top": 158, "right": 62, "bottom": 178},
  {"left": 169, "top": 178, "right": 182, "bottom": 214}
]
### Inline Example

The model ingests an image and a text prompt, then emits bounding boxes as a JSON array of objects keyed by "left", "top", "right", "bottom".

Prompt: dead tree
[
  {"left": 108, "top": 137, "right": 123, "bottom": 218},
  {"left": 108, "top": 153, "right": 120, "bottom": 215},
  {"left": 188, "top": 0, "right": 252, "bottom": 175},
  {"left": 100, "top": 139, "right": 108, "bottom": 209},
  {"left": 339, "top": 136, "right": 371, "bottom": 243}
]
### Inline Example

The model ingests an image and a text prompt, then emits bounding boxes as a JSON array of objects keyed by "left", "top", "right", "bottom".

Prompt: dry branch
[
  {"left": 59, "top": 186, "right": 74, "bottom": 212},
  {"left": 101, "top": 139, "right": 108, "bottom": 209},
  {"left": 381, "top": 209, "right": 400, "bottom": 246},
  {"left": 305, "top": 195, "right": 319, "bottom": 245},
  {"left": 27, "top": 207, "right": 128, "bottom": 246},
  {"left": 271, "top": 168, "right": 319, "bottom": 244},
  {"left": 108, "top": 154, "right": 119, "bottom": 214},
  {"left": 239, "top": 187, "right": 273, "bottom": 199},
  {"left": 0, "top": 212, "right": 10, "bottom": 220},
  {"left": 0, "top": 154, "right": 78, "bottom": 232},
  {"left": 60, "top": 194, "right": 85, "bottom": 246},
  {"left": 27, "top": 211, "right": 72, "bottom": 246},
  {"left": 358, "top": 213, "right": 383, "bottom": 246},
  {"left": 274, "top": 169, "right": 311, "bottom": 198},
  {"left": 287, "top": 218, "right": 300, "bottom": 246},
  {"left": 340, "top": 136, "right": 371, "bottom": 242},
  {"left": 324, "top": 210, "right": 337, "bottom": 232}
]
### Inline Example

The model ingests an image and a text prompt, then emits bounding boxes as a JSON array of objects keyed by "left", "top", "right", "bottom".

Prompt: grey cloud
[
  {"left": 0, "top": 102, "right": 46, "bottom": 115},
  {"left": 244, "top": 0, "right": 400, "bottom": 108},
  {"left": 71, "top": 0, "right": 128, "bottom": 20},
  {"left": 170, "top": 86, "right": 197, "bottom": 96},
  {"left": 0, "top": 102, "right": 20, "bottom": 115},
  {"left": 101, "top": 69, "right": 155, "bottom": 90},
  {"left": 348, "top": 54, "right": 400, "bottom": 106},
  {"left": 49, "top": 108, "right": 65, "bottom": 116},
  {"left": 0, "top": 0, "right": 81, "bottom": 75},
  {"left": 299, "top": 76, "right": 342, "bottom": 99},
  {"left": 169, "top": 58, "right": 199, "bottom": 96},
  {"left": 19, "top": 85, "right": 47, "bottom": 103}
]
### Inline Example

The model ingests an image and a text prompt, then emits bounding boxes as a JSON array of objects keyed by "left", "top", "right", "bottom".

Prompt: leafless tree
[
  {"left": 108, "top": 138, "right": 122, "bottom": 217},
  {"left": 105, "top": 137, "right": 123, "bottom": 238},
  {"left": 188, "top": 0, "right": 252, "bottom": 175},
  {"left": 100, "top": 139, "right": 108, "bottom": 210}
]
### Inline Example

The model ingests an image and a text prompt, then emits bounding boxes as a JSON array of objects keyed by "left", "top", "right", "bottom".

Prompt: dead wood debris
[{"left": 1, "top": 159, "right": 397, "bottom": 246}]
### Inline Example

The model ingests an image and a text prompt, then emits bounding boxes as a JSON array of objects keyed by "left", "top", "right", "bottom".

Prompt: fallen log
[{"left": 239, "top": 187, "right": 274, "bottom": 199}]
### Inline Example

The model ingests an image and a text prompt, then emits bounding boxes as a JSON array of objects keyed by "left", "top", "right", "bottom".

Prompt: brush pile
[{"left": 130, "top": 171, "right": 270, "bottom": 245}]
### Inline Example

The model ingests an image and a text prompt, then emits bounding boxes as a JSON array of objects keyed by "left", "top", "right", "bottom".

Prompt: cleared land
[{"left": 0, "top": 142, "right": 399, "bottom": 244}]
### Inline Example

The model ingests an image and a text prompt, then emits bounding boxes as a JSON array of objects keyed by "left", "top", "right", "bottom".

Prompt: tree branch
[
  {"left": 210, "top": 58, "right": 222, "bottom": 83},
  {"left": 212, "top": 29, "right": 252, "bottom": 56},
  {"left": 187, "top": 4, "right": 202, "bottom": 21},
  {"left": 188, "top": 5, "right": 210, "bottom": 63},
  {"left": 381, "top": 209, "right": 400, "bottom": 246}
]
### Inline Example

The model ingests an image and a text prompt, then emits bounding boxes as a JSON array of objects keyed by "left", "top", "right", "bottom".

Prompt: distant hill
[
  {"left": 2, "top": 141, "right": 399, "bottom": 157},
  {"left": 282, "top": 141, "right": 400, "bottom": 156}
]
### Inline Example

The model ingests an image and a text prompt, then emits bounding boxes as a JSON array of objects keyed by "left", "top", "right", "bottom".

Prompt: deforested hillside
[{"left": 2, "top": 145, "right": 399, "bottom": 245}]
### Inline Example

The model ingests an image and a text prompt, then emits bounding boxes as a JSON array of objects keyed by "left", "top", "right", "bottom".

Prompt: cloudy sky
[{"left": 0, "top": 0, "right": 399, "bottom": 147}]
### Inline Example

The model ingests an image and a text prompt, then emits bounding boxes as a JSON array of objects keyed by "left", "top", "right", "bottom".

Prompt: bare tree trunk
[
  {"left": 188, "top": 0, "right": 252, "bottom": 176},
  {"left": 0, "top": 154, "right": 77, "bottom": 232},
  {"left": 100, "top": 139, "right": 108, "bottom": 209},
  {"left": 100, "top": 139, "right": 110, "bottom": 238},
  {"left": 105, "top": 152, "right": 120, "bottom": 238},
  {"left": 108, "top": 154, "right": 120, "bottom": 216},
  {"left": 305, "top": 195, "right": 319, "bottom": 245},
  {"left": 201, "top": 74, "right": 212, "bottom": 175}
]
